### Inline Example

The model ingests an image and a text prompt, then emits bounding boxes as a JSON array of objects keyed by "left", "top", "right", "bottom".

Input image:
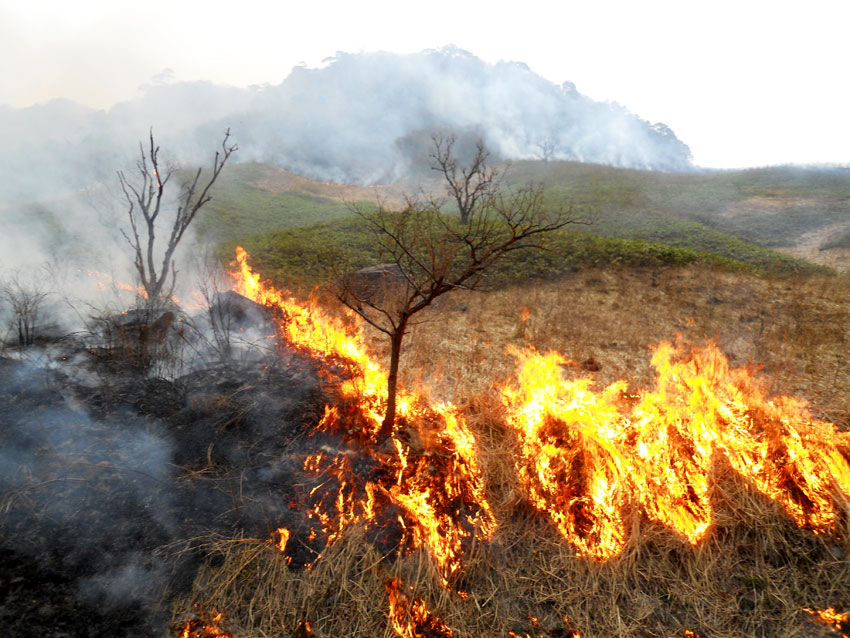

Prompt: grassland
[
  {"left": 194, "top": 163, "right": 361, "bottom": 242},
  {"left": 508, "top": 161, "right": 850, "bottom": 249},
  {"left": 199, "top": 160, "right": 848, "bottom": 288},
  {"left": 7, "top": 157, "right": 850, "bottom": 637},
  {"left": 171, "top": 160, "right": 850, "bottom": 637},
  {"left": 177, "top": 265, "right": 850, "bottom": 638},
  {"left": 225, "top": 215, "right": 827, "bottom": 294}
]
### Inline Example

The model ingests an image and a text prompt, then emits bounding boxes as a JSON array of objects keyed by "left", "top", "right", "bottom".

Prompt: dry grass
[
  {"left": 400, "top": 266, "right": 850, "bottom": 424},
  {"left": 174, "top": 266, "right": 850, "bottom": 637}
]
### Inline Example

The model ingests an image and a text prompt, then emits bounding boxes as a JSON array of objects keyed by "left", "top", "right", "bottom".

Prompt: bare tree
[
  {"left": 194, "top": 251, "right": 238, "bottom": 362},
  {"left": 1, "top": 274, "right": 51, "bottom": 346},
  {"left": 430, "top": 135, "right": 501, "bottom": 224},
  {"left": 119, "top": 129, "right": 237, "bottom": 306},
  {"left": 535, "top": 135, "right": 561, "bottom": 163},
  {"left": 337, "top": 139, "right": 579, "bottom": 440}
]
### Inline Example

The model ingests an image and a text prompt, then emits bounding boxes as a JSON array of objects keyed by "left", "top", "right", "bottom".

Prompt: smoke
[
  {"left": 0, "top": 46, "right": 692, "bottom": 211},
  {"left": 216, "top": 46, "right": 693, "bottom": 182},
  {"left": 0, "top": 46, "right": 694, "bottom": 323},
  {"left": 0, "top": 360, "right": 178, "bottom": 630},
  {"left": 0, "top": 313, "right": 332, "bottom": 632}
]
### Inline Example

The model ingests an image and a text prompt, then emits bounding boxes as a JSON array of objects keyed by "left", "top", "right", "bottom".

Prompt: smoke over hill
[{"left": 0, "top": 46, "right": 692, "bottom": 206}]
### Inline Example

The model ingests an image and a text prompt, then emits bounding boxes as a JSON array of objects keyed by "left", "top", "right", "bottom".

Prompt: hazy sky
[{"left": 2, "top": 0, "right": 848, "bottom": 168}]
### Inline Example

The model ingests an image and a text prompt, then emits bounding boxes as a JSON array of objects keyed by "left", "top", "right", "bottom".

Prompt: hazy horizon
[{"left": 3, "top": 0, "right": 849, "bottom": 170}]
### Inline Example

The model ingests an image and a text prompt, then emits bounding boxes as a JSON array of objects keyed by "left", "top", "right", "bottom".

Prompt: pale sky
[{"left": 2, "top": 0, "right": 848, "bottom": 168}]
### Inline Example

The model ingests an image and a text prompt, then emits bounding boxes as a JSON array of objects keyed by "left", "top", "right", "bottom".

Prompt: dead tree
[
  {"left": 119, "top": 129, "right": 237, "bottom": 307},
  {"left": 1, "top": 275, "right": 50, "bottom": 346},
  {"left": 535, "top": 135, "right": 561, "bottom": 163},
  {"left": 337, "top": 140, "right": 579, "bottom": 440},
  {"left": 430, "top": 135, "right": 501, "bottom": 224}
]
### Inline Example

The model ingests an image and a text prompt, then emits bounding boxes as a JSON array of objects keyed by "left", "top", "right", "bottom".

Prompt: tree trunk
[{"left": 379, "top": 317, "right": 409, "bottom": 440}]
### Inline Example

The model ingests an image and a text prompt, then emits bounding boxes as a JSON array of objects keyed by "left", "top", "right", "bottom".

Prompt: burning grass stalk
[{"left": 174, "top": 259, "right": 850, "bottom": 637}]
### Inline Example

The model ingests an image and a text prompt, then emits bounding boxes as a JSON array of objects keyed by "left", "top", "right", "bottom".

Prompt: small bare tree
[
  {"left": 119, "top": 129, "right": 237, "bottom": 307},
  {"left": 430, "top": 135, "right": 501, "bottom": 224},
  {"left": 1, "top": 275, "right": 51, "bottom": 347},
  {"left": 535, "top": 135, "right": 561, "bottom": 163},
  {"left": 337, "top": 139, "right": 578, "bottom": 440},
  {"left": 194, "top": 251, "right": 237, "bottom": 362}
]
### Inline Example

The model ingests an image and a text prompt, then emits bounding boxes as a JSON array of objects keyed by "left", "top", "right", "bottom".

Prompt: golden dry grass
[{"left": 174, "top": 266, "right": 850, "bottom": 637}]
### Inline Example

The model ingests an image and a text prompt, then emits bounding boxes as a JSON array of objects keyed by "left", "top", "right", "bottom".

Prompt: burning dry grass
[
  {"left": 400, "top": 267, "right": 850, "bottom": 423},
  {"left": 176, "top": 499, "right": 850, "bottom": 637},
  {"left": 174, "top": 265, "right": 850, "bottom": 637}
]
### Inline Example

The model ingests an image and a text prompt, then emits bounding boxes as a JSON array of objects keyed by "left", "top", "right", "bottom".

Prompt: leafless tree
[
  {"left": 430, "top": 135, "right": 501, "bottom": 224},
  {"left": 337, "top": 139, "right": 579, "bottom": 440},
  {"left": 118, "top": 129, "right": 237, "bottom": 307},
  {"left": 535, "top": 135, "right": 561, "bottom": 163},
  {"left": 194, "top": 251, "right": 237, "bottom": 362},
  {"left": 1, "top": 274, "right": 51, "bottom": 346}
]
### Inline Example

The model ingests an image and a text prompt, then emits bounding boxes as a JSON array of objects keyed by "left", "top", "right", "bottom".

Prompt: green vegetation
[
  {"left": 141, "top": 161, "right": 850, "bottom": 285},
  {"left": 196, "top": 160, "right": 845, "bottom": 285},
  {"left": 509, "top": 161, "right": 850, "bottom": 248},
  {"left": 225, "top": 215, "right": 826, "bottom": 292},
  {"left": 196, "top": 163, "right": 366, "bottom": 242}
]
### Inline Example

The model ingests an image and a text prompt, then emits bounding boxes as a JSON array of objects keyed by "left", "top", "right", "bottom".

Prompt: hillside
[
  {"left": 198, "top": 160, "right": 847, "bottom": 283},
  {"left": 4, "top": 157, "right": 850, "bottom": 638},
  {"left": 166, "top": 263, "right": 850, "bottom": 637},
  {"left": 508, "top": 161, "right": 850, "bottom": 269}
]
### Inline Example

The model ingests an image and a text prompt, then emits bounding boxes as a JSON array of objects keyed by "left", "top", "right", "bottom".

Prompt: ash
[{"left": 0, "top": 324, "right": 333, "bottom": 636}]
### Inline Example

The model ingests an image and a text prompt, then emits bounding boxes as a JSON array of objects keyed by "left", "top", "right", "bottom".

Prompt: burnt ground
[{"left": 0, "top": 332, "right": 336, "bottom": 636}]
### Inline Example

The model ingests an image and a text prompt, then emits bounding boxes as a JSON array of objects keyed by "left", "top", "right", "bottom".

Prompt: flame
[
  {"left": 385, "top": 577, "right": 454, "bottom": 638},
  {"left": 502, "top": 339, "right": 850, "bottom": 559},
  {"left": 179, "top": 609, "right": 232, "bottom": 638},
  {"left": 76, "top": 267, "right": 195, "bottom": 307},
  {"left": 273, "top": 527, "right": 293, "bottom": 565},
  {"left": 275, "top": 527, "right": 290, "bottom": 552},
  {"left": 230, "top": 244, "right": 850, "bottom": 615},
  {"left": 77, "top": 268, "right": 149, "bottom": 299},
  {"left": 230, "top": 247, "right": 495, "bottom": 586},
  {"left": 806, "top": 608, "right": 850, "bottom": 636}
]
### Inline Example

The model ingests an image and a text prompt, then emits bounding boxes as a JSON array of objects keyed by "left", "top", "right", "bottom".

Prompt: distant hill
[
  {"left": 195, "top": 161, "right": 847, "bottom": 285},
  {"left": 0, "top": 47, "right": 693, "bottom": 206},
  {"left": 504, "top": 161, "right": 850, "bottom": 270},
  {"left": 201, "top": 161, "right": 850, "bottom": 261}
]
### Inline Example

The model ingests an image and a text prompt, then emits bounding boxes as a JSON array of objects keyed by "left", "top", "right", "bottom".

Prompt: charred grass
[{"left": 176, "top": 265, "right": 850, "bottom": 637}]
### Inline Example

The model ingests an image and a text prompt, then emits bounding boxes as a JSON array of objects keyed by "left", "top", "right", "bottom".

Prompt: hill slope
[{"left": 201, "top": 161, "right": 843, "bottom": 282}]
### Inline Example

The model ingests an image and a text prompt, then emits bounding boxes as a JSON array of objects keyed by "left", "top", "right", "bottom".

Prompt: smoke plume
[{"left": 0, "top": 46, "right": 692, "bottom": 210}]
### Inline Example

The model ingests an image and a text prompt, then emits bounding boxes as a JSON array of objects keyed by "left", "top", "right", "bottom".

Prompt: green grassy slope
[
  {"left": 224, "top": 215, "right": 825, "bottom": 292},
  {"left": 207, "top": 161, "right": 833, "bottom": 289},
  {"left": 508, "top": 161, "right": 850, "bottom": 248},
  {"left": 196, "top": 163, "right": 364, "bottom": 242},
  {"left": 202, "top": 161, "right": 850, "bottom": 254}
]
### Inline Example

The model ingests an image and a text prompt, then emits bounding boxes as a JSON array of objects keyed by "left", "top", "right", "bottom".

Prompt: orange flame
[
  {"left": 78, "top": 268, "right": 149, "bottom": 299},
  {"left": 385, "top": 577, "right": 454, "bottom": 638},
  {"left": 231, "top": 245, "right": 850, "bottom": 579},
  {"left": 275, "top": 527, "right": 290, "bottom": 552},
  {"left": 179, "top": 609, "right": 232, "bottom": 638},
  {"left": 502, "top": 339, "right": 850, "bottom": 559},
  {"left": 806, "top": 608, "right": 850, "bottom": 636},
  {"left": 229, "top": 247, "right": 495, "bottom": 586}
]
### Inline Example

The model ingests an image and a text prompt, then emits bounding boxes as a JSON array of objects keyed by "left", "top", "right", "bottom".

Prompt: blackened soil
[{"left": 0, "top": 346, "right": 335, "bottom": 637}]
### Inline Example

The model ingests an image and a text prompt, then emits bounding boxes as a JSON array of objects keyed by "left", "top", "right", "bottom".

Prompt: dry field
[{"left": 177, "top": 265, "right": 850, "bottom": 638}]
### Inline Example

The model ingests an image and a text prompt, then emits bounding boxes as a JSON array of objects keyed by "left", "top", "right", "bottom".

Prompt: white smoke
[{"left": 0, "top": 46, "right": 692, "bottom": 210}]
